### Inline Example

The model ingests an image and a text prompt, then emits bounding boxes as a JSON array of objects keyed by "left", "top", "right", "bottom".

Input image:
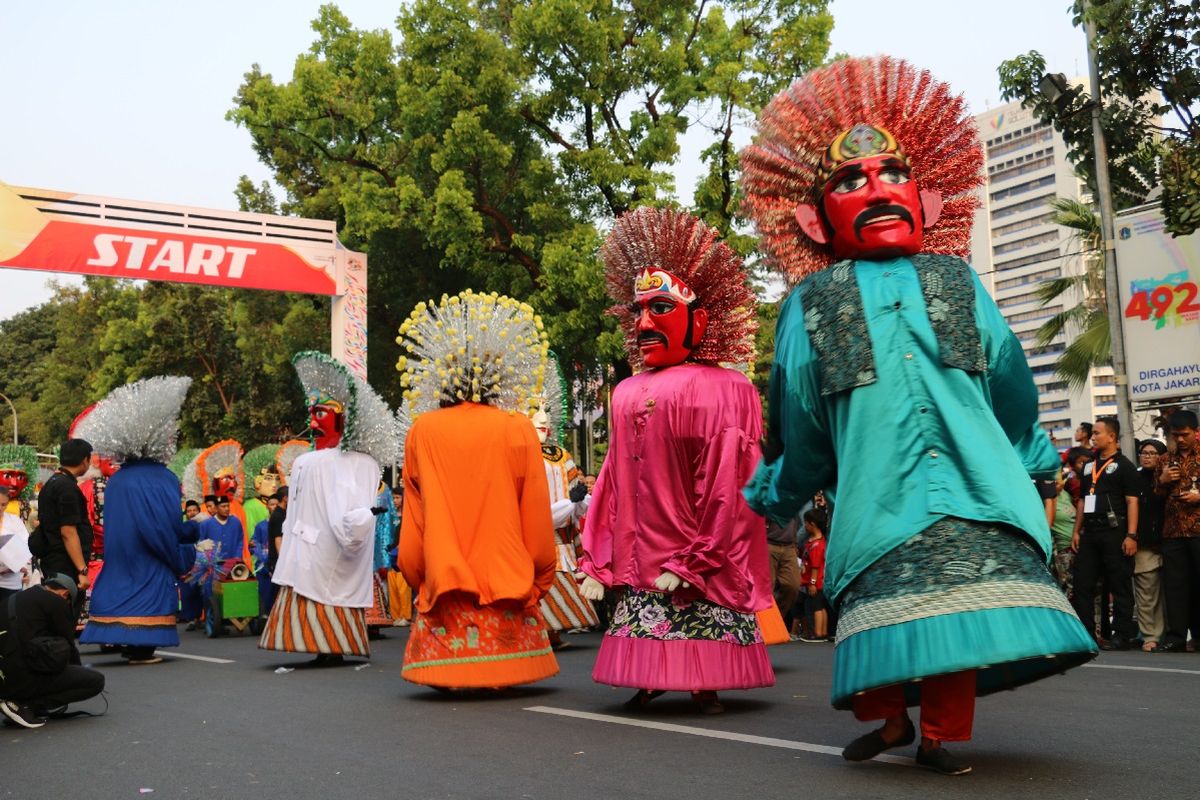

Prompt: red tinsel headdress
[
  {"left": 741, "top": 56, "right": 984, "bottom": 282},
  {"left": 602, "top": 207, "right": 757, "bottom": 369}
]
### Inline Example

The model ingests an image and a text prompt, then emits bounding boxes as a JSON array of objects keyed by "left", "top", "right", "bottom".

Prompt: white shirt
[
  {"left": 271, "top": 448, "right": 380, "bottom": 608},
  {"left": 543, "top": 458, "right": 590, "bottom": 529},
  {"left": 0, "top": 511, "right": 31, "bottom": 591}
]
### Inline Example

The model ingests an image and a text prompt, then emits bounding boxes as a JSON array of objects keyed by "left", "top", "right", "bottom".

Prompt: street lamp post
[
  {"left": 1083, "top": 8, "right": 1136, "bottom": 456},
  {"left": 1038, "top": 6, "right": 1136, "bottom": 454},
  {"left": 0, "top": 392, "right": 17, "bottom": 445}
]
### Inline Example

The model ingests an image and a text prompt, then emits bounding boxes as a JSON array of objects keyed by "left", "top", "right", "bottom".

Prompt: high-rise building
[{"left": 969, "top": 98, "right": 1114, "bottom": 448}]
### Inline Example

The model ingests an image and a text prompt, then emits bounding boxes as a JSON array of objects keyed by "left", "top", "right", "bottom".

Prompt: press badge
[{"left": 1084, "top": 495, "right": 1097, "bottom": 514}]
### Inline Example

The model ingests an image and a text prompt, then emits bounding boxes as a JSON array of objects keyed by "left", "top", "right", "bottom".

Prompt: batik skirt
[
  {"left": 831, "top": 517, "right": 1097, "bottom": 709},
  {"left": 258, "top": 585, "right": 370, "bottom": 657},
  {"left": 592, "top": 588, "right": 775, "bottom": 692},
  {"left": 364, "top": 570, "right": 393, "bottom": 628},
  {"left": 402, "top": 591, "right": 559, "bottom": 689}
]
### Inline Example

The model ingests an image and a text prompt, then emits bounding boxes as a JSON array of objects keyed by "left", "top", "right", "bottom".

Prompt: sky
[{"left": 0, "top": 0, "right": 1088, "bottom": 322}]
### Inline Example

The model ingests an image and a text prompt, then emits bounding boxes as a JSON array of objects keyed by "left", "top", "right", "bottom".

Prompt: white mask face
[{"left": 528, "top": 401, "right": 550, "bottom": 444}]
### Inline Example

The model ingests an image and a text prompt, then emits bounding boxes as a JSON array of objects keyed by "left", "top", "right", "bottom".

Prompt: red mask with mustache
[
  {"left": 794, "top": 127, "right": 942, "bottom": 261},
  {"left": 310, "top": 403, "right": 344, "bottom": 450},
  {"left": 632, "top": 269, "right": 708, "bottom": 368},
  {"left": 212, "top": 474, "right": 239, "bottom": 500},
  {"left": 0, "top": 469, "right": 28, "bottom": 498}
]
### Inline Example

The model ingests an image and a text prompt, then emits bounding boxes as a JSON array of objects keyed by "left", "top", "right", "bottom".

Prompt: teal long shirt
[{"left": 745, "top": 256, "right": 1059, "bottom": 601}]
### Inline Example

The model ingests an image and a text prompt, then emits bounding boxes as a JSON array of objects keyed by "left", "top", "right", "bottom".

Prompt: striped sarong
[
  {"left": 539, "top": 571, "right": 600, "bottom": 631},
  {"left": 258, "top": 585, "right": 370, "bottom": 656}
]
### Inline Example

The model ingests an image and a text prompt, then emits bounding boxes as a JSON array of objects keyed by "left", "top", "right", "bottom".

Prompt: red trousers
[{"left": 851, "top": 669, "right": 976, "bottom": 742}]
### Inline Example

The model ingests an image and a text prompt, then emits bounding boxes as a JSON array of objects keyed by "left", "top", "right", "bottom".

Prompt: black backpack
[{"left": 6, "top": 593, "right": 71, "bottom": 675}]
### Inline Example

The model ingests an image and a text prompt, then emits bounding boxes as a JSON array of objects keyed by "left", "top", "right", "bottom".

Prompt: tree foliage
[
  {"left": 998, "top": 0, "right": 1200, "bottom": 234},
  {"left": 0, "top": 278, "right": 330, "bottom": 451},
  {"left": 1, "top": 1, "right": 838, "bottom": 451},
  {"left": 227, "top": 1, "right": 832, "bottom": 391},
  {"left": 1034, "top": 197, "right": 1110, "bottom": 391}
]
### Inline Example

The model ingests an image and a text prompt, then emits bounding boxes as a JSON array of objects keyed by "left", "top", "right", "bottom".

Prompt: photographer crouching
[{"left": 0, "top": 573, "right": 105, "bottom": 728}]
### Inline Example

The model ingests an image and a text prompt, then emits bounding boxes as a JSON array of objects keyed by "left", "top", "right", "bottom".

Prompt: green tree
[
  {"left": 227, "top": 1, "right": 832, "bottom": 386},
  {"left": 34, "top": 279, "right": 143, "bottom": 443},
  {"left": 0, "top": 300, "right": 61, "bottom": 447},
  {"left": 1033, "top": 198, "right": 1109, "bottom": 391},
  {"left": 998, "top": 0, "right": 1200, "bottom": 234}
]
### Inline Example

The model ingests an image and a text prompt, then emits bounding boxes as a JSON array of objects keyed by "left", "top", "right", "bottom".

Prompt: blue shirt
[
  {"left": 199, "top": 514, "right": 245, "bottom": 563},
  {"left": 745, "top": 256, "right": 1058, "bottom": 600}
]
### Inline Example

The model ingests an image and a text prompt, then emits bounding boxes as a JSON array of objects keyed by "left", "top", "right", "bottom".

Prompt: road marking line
[
  {"left": 524, "top": 705, "right": 912, "bottom": 766},
  {"left": 163, "top": 652, "right": 235, "bottom": 664},
  {"left": 1084, "top": 663, "right": 1200, "bottom": 676}
]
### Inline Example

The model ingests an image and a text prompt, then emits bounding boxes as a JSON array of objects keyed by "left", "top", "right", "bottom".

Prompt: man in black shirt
[
  {"left": 36, "top": 439, "right": 94, "bottom": 595},
  {"left": 0, "top": 574, "right": 106, "bottom": 727},
  {"left": 1070, "top": 416, "right": 1140, "bottom": 650}
]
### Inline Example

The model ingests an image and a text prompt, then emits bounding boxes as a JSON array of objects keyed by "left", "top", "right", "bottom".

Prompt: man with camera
[
  {"left": 1155, "top": 410, "right": 1200, "bottom": 653},
  {"left": 0, "top": 574, "right": 106, "bottom": 728},
  {"left": 1071, "top": 416, "right": 1140, "bottom": 650}
]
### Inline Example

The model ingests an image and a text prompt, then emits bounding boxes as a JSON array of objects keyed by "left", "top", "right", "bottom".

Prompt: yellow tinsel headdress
[{"left": 396, "top": 289, "right": 549, "bottom": 419}]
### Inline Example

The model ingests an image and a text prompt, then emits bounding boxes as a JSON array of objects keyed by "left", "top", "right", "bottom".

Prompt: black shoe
[
  {"left": 842, "top": 719, "right": 916, "bottom": 761},
  {"left": 1155, "top": 640, "right": 1187, "bottom": 653},
  {"left": 1100, "top": 637, "right": 1131, "bottom": 651},
  {"left": 0, "top": 701, "right": 46, "bottom": 729},
  {"left": 623, "top": 689, "right": 665, "bottom": 711},
  {"left": 309, "top": 654, "right": 346, "bottom": 667},
  {"left": 915, "top": 745, "right": 972, "bottom": 776},
  {"left": 691, "top": 691, "right": 724, "bottom": 715}
]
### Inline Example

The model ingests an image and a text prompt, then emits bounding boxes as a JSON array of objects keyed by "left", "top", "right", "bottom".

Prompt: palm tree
[{"left": 1033, "top": 197, "right": 1108, "bottom": 392}]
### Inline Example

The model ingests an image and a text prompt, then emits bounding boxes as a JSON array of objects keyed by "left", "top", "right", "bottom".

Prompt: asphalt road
[{"left": 3, "top": 627, "right": 1195, "bottom": 800}]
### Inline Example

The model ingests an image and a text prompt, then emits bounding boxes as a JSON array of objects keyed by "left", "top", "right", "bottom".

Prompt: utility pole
[
  {"left": 0, "top": 392, "right": 17, "bottom": 444},
  {"left": 1084, "top": 5, "right": 1135, "bottom": 455}
]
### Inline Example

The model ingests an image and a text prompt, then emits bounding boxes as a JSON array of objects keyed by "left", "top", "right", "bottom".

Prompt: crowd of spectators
[
  {"left": 763, "top": 411, "right": 1200, "bottom": 655},
  {"left": 1044, "top": 413, "right": 1199, "bottom": 651}
]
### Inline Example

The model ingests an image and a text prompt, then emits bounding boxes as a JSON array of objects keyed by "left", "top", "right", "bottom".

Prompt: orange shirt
[{"left": 399, "top": 403, "right": 556, "bottom": 613}]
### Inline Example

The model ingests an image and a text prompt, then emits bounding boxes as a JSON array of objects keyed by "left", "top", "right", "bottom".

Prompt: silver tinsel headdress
[
  {"left": 181, "top": 455, "right": 202, "bottom": 501},
  {"left": 536, "top": 350, "right": 568, "bottom": 446},
  {"left": 395, "top": 290, "right": 549, "bottom": 419},
  {"left": 276, "top": 439, "right": 311, "bottom": 481},
  {"left": 292, "top": 351, "right": 399, "bottom": 466},
  {"left": 395, "top": 404, "right": 413, "bottom": 464},
  {"left": 169, "top": 447, "right": 199, "bottom": 482},
  {"left": 72, "top": 376, "right": 192, "bottom": 465}
]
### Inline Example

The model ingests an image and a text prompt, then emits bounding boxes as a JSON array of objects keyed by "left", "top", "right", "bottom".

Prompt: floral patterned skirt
[
  {"left": 592, "top": 588, "right": 774, "bottom": 692},
  {"left": 402, "top": 591, "right": 559, "bottom": 689}
]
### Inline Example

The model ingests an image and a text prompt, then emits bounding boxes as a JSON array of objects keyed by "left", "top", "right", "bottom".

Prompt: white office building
[{"left": 969, "top": 99, "right": 1115, "bottom": 447}]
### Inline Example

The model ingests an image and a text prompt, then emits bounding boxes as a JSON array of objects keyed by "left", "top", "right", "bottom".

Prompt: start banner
[
  {"left": 1115, "top": 204, "right": 1200, "bottom": 405},
  {"left": 0, "top": 182, "right": 338, "bottom": 295}
]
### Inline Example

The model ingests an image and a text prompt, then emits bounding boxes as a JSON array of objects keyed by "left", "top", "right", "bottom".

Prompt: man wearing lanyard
[{"left": 1070, "top": 416, "right": 1140, "bottom": 650}]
